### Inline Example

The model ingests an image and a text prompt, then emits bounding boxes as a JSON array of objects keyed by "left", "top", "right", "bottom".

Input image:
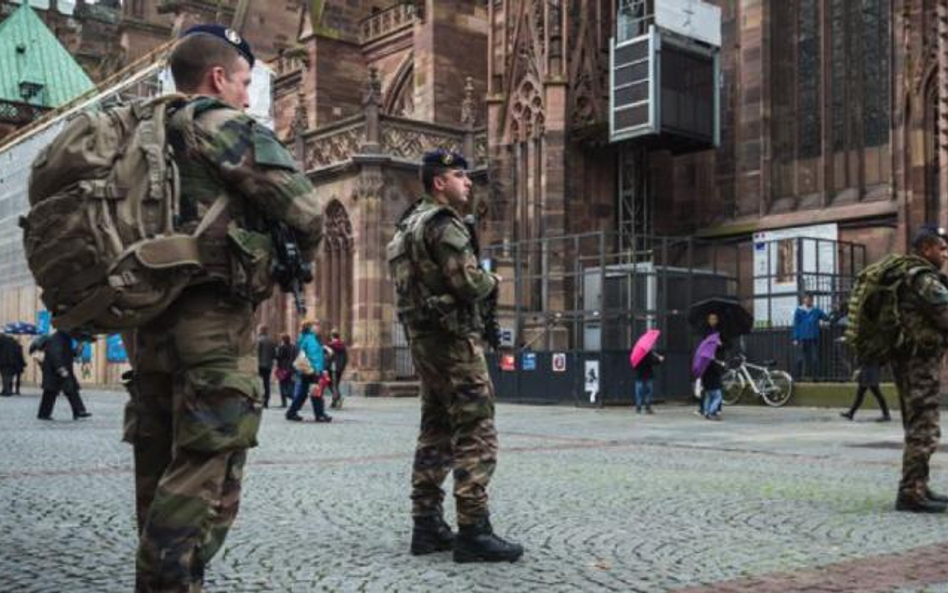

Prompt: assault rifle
[
  {"left": 463, "top": 215, "right": 501, "bottom": 350},
  {"left": 270, "top": 221, "right": 314, "bottom": 314}
]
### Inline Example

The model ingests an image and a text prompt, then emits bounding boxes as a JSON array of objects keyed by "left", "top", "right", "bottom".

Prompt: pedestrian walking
[
  {"left": 285, "top": 319, "right": 332, "bottom": 422},
  {"left": 840, "top": 362, "right": 891, "bottom": 422},
  {"left": 792, "top": 293, "right": 829, "bottom": 380},
  {"left": 633, "top": 351, "right": 663, "bottom": 414},
  {"left": 274, "top": 333, "right": 298, "bottom": 408},
  {"left": 0, "top": 333, "right": 25, "bottom": 396},
  {"left": 326, "top": 329, "right": 348, "bottom": 409},
  {"left": 694, "top": 332, "right": 725, "bottom": 420},
  {"left": 695, "top": 314, "right": 721, "bottom": 416},
  {"left": 36, "top": 330, "right": 91, "bottom": 420},
  {"left": 388, "top": 148, "right": 522, "bottom": 563},
  {"left": 256, "top": 325, "right": 278, "bottom": 408}
]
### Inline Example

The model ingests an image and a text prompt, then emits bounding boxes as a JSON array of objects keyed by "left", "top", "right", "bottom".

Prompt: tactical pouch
[
  {"left": 121, "top": 370, "right": 140, "bottom": 444},
  {"left": 226, "top": 225, "right": 274, "bottom": 305},
  {"left": 177, "top": 382, "right": 262, "bottom": 453}
]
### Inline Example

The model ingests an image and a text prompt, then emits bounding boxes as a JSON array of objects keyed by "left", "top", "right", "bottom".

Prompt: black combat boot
[
  {"left": 410, "top": 515, "right": 455, "bottom": 555},
  {"left": 925, "top": 487, "right": 948, "bottom": 503},
  {"left": 453, "top": 517, "right": 523, "bottom": 563},
  {"left": 895, "top": 491, "right": 948, "bottom": 513}
]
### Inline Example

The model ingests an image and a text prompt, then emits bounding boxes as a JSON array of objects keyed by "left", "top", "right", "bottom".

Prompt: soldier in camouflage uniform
[
  {"left": 387, "top": 149, "right": 523, "bottom": 563},
  {"left": 893, "top": 226, "right": 948, "bottom": 513},
  {"left": 123, "top": 26, "right": 322, "bottom": 591}
]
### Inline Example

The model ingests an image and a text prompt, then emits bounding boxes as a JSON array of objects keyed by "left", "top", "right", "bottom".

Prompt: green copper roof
[{"left": 0, "top": 3, "right": 94, "bottom": 108}]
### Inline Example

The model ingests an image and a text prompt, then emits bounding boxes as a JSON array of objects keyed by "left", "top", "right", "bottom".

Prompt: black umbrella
[{"left": 687, "top": 297, "right": 754, "bottom": 339}]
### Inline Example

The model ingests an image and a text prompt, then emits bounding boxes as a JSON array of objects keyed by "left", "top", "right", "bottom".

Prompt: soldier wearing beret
[
  {"left": 387, "top": 149, "right": 523, "bottom": 563},
  {"left": 893, "top": 225, "right": 948, "bottom": 513},
  {"left": 123, "top": 25, "right": 323, "bottom": 591}
]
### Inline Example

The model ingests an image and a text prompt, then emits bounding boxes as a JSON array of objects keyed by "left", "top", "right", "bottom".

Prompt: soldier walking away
[
  {"left": 121, "top": 26, "right": 323, "bottom": 592},
  {"left": 892, "top": 226, "right": 948, "bottom": 513},
  {"left": 387, "top": 149, "right": 523, "bottom": 563},
  {"left": 36, "top": 330, "right": 91, "bottom": 420},
  {"left": 257, "top": 325, "right": 278, "bottom": 408}
]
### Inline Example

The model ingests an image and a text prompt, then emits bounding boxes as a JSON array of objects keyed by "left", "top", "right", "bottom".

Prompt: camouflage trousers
[
  {"left": 409, "top": 333, "right": 497, "bottom": 526},
  {"left": 892, "top": 353, "right": 943, "bottom": 500},
  {"left": 123, "top": 285, "right": 262, "bottom": 593}
]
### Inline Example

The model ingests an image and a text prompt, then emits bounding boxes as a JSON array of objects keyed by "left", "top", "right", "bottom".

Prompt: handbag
[
  {"left": 693, "top": 378, "right": 703, "bottom": 399},
  {"left": 274, "top": 367, "right": 292, "bottom": 382},
  {"left": 293, "top": 351, "right": 313, "bottom": 375}
]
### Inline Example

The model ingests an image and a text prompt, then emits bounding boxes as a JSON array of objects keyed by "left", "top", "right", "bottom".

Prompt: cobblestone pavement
[{"left": 3, "top": 389, "right": 948, "bottom": 592}]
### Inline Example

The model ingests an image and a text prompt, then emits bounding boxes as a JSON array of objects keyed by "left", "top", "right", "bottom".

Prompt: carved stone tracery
[
  {"left": 305, "top": 124, "right": 367, "bottom": 169},
  {"left": 319, "top": 200, "right": 354, "bottom": 339},
  {"left": 383, "top": 53, "right": 415, "bottom": 117}
]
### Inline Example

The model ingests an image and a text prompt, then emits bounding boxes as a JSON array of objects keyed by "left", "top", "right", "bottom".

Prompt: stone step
[{"left": 349, "top": 381, "right": 420, "bottom": 398}]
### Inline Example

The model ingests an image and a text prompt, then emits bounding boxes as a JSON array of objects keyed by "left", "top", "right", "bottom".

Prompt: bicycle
[{"left": 721, "top": 353, "right": 794, "bottom": 407}]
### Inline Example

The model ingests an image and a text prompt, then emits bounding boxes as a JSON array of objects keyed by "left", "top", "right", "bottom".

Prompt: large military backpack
[
  {"left": 844, "top": 254, "right": 932, "bottom": 364},
  {"left": 20, "top": 94, "right": 223, "bottom": 334}
]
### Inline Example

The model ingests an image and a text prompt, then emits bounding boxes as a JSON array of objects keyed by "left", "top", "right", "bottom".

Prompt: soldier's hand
[{"left": 491, "top": 273, "right": 503, "bottom": 284}]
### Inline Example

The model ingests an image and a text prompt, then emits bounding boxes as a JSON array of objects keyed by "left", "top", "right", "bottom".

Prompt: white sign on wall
[
  {"left": 585, "top": 360, "right": 600, "bottom": 404},
  {"left": 752, "top": 223, "right": 838, "bottom": 327}
]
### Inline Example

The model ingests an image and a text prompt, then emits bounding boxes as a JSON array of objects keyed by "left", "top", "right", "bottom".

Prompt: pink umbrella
[{"left": 630, "top": 329, "right": 661, "bottom": 368}]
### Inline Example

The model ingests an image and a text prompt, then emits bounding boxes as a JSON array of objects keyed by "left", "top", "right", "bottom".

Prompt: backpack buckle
[{"left": 109, "top": 271, "right": 139, "bottom": 288}]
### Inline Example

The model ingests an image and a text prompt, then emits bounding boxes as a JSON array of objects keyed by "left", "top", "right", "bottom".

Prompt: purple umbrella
[{"left": 692, "top": 332, "right": 722, "bottom": 378}]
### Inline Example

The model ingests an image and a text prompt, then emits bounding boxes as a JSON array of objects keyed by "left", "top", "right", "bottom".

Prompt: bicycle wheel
[
  {"left": 761, "top": 370, "right": 793, "bottom": 407},
  {"left": 721, "top": 369, "right": 746, "bottom": 405}
]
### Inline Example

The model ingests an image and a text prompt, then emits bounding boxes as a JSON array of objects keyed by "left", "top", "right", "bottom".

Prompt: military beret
[
  {"left": 181, "top": 24, "right": 255, "bottom": 68},
  {"left": 422, "top": 149, "right": 468, "bottom": 170},
  {"left": 913, "top": 224, "right": 948, "bottom": 249}
]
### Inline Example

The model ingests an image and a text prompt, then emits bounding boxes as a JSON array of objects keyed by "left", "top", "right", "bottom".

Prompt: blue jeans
[
  {"left": 634, "top": 380, "right": 653, "bottom": 409},
  {"left": 703, "top": 389, "right": 722, "bottom": 416},
  {"left": 285, "top": 375, "right": 313, "bottom": 418},
  {"left": 795, "top": 339, "right": 820, "bottom": 379}
]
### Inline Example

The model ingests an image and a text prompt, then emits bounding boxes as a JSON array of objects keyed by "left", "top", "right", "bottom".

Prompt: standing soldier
[
  {"left": 123, "top": 26, "right": 322, "bottom": 591},
  {"left": 893, "top": 226, "right": 948, "bottom": 513},
  {"left": 387, "top": 149, "right": 523, "bottom": 563}
]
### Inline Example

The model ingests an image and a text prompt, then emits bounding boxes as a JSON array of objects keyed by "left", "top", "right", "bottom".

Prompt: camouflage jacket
[
  {"left": 168, "top": 96, "right": 322, "bottom": 298},
  {"left": 388, "top": 196, "right": 496, "bottom": 338},
  {"left": 899, "top": 255, "right": 948, "bottom": 355}
]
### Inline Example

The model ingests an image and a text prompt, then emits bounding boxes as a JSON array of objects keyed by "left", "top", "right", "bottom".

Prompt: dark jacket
[
  {"left": 327, "top": 338, "right": 347, "bottom": 375},
  {"left": 257, "top": 334, "right": 277, "bottom": 369},
  {"left": 701, "top": 352, "right": 725, "bottom": 391},
  {"left": 0, "top": 335, "right": 25, "bottom": 372},
  {"left": 41, "top": 331, "right": 78, "bottom": 392},
  {"left": 275, "top": 342, "right": 298, "bottom": 371},
  {"left": 635, "top": 351, "right": 661, "bottom": 381}
]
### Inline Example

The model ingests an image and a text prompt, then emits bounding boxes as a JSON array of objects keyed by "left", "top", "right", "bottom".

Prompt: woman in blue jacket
[{"left": 285, "top": 319, "right": 332, "bottom": 422}]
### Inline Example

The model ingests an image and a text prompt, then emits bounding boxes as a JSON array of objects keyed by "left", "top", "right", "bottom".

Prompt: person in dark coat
[
  {"left": 37, "top": 330, "right": 90, "bottom": 420},
  {"left": 634, "top": 350, "right": 663, "bottom": 414},
  {"left": 0, "top": 333, "right": 25, "bottom": 396},
  {"left": 274, "top": 333, "right": 298, "bottom": 408},
  {"left": 841, "top": 362, "right": 891, "bottom": 422},
  {"left": 326, "top": 329, "right": 348, "bottom": 409},
  {"left": 256, "top": 326, "right": 278, "bottom": 408}
]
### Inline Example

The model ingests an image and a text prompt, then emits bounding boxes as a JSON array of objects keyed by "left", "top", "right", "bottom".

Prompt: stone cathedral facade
[{"left": 2, "top": 1, "right": 947, "bottom": 391}]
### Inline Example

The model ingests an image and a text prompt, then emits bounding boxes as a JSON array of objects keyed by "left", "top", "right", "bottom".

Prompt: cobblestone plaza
[{"left": 4, "top": 390, "right": 948, "bottom": 592}]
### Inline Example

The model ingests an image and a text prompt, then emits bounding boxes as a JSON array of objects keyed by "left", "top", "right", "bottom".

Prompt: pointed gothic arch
[
  {"left": 383, "top": 52, "right": 415, "bottom": 117},
  {"left": 317, "top": 200, "right": 354, "bottom": 340}
]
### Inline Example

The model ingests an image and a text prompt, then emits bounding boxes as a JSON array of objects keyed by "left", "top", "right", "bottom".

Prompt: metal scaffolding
[{"left": 0, "top": 42, "right": 174, "bottom": 292}]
